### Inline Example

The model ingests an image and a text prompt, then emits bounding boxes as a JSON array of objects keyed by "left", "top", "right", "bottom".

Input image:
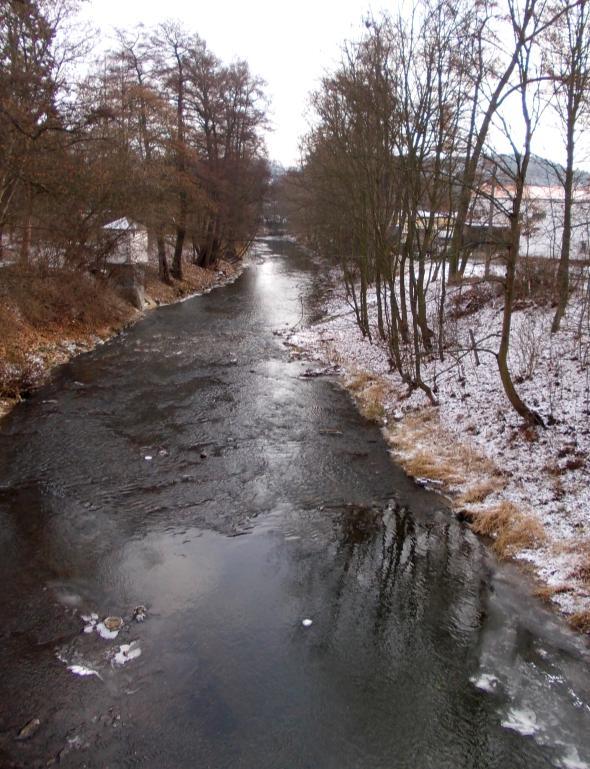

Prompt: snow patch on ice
[
  {"left": 67, "top": 664, "right": 102, "bottom": 680},
  {"left": 471, "top": 672, "right": 500, "bottom": 693},
  {"left": 501, "top": 707, "right": 539, "bottom": 736},
  {"left": 96, "top": 622, "right": 119, "bottom": 640},
  {"left": 112, "top": 641, "right": 141, "bottom": 666}
]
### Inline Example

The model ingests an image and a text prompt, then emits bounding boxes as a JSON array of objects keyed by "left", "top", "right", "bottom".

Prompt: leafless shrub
[
  {"left": 448, "top": 283, "right": 496, "bottom": 320},
  {"left": 513, "top": 312, "right": 543, "bottom": 382},
  {"left": 514, "top": 258, "right": 557, "bottom": 306}
]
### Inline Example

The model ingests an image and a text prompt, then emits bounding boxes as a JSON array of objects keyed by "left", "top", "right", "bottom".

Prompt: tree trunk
[
  {"left": 171, "top": 190, "right": 187, "bottom": 280},
  {"left": 552, "top": 119, "right": 575, "bottom": 332},
  {"left": 19, "top": 188, "right": 33, "bottom": 265},
  {"left": 157, "top": 232, "right": 171, "bottom": 284},
  {"left": 497, "top": 217, "right": 544, "bottom": 426},
  {"left": 172, "top": 226, "right": 185, "bottom": 280}
]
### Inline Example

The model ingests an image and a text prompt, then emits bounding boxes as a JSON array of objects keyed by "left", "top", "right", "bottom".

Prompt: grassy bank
[
  {"left": 288, "top": 266, "right": 590, "bottom": 633},
  {"left": 0, "top": 260, "right": 239, "bottom": 418}
]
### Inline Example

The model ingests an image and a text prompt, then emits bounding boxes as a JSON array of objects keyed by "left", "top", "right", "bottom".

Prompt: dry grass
[
  {"left": 346, "top": 370, "right": 375, "bottom": 393},
  {"left": 0, "top": 265, "right": 134, "bottom": 397},
  {"left": 144, "top": 260, "right": 236, "bottom": 305},
  {"left": 403, "top": 451, "right": 463, "bottom": 485},
  {"left": 534, "top": 584, "right": 574, "bottom": 603},
  {"left": 0, "top": 260, "right": 238, "bottom": 402},
  {"left": 568, "top": 611, "right": 590, "bottom": 634},
  {"left": 553, "top": 540, "right": 590, "bottom": 584},
  {"left": 345, "top": 371, "right": 390, "bottom": 423},
  {"left": 457, "top": 477, "right": 506, "bottom": 506},
  {"left": 470, "top": 501, "right": 546, "bottom": 557},
  {"left": 385, "top": 406, "right": 498, "bottom": 496}
]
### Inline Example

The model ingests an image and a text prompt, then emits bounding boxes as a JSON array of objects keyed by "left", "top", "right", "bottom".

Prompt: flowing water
[{"left": 1, "top": 238, "right": 590, "bottom": 769}]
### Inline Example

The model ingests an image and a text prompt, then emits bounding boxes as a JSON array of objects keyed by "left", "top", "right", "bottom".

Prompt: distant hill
[{"left": 490, "top": 154, "right": 590, "bottom": 186}]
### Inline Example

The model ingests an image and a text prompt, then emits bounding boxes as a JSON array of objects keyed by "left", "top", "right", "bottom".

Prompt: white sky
[
  {"left": 79, "top": 0, "right": 589, "bottom": 172},
  {"left": 80, "top": 0, "right": 388, "bottom": 167}
]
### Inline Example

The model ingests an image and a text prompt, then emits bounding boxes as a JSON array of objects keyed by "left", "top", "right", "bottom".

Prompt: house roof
[{"left": 104, "top": 217, "right": 136, "bottom": 231}]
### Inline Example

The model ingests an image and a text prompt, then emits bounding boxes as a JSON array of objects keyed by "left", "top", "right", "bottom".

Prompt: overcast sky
[
  {"left": 80, "top": 0, "right": 587, "bottom": 172},
  {"left": 80, "top": 0, "right": 389, "bottom": 167}
]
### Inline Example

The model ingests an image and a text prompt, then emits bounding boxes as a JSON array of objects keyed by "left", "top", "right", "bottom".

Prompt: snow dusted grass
[{"left": 289, "top": 261, "right": 590, "bottom": 626}]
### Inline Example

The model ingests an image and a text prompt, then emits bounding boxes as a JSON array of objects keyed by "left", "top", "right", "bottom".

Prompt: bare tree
[{"left": 544, "top": 0, "right": 590, "bottom": 331}]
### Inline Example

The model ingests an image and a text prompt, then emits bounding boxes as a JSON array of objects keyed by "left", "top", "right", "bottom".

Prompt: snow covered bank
[{"left": 288, "top": 263, "right": 590, "bottom": 627}]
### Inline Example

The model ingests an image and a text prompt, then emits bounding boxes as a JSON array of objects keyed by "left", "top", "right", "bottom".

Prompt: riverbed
[{"left": 0, "top": 238, "right": 589, "bottom": 769}]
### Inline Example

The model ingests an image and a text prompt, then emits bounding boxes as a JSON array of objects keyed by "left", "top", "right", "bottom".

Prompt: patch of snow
[
  {"left": 289, "top": 262, "right": 590, "bottom": 620},
  {"left": 471, "top": 672, "right": 500, "bottom": 693},
  {"left": 67, "top": 664, "right": 102, "bottom": 680},
  {"left": 501, "top": 707, "right": 539, "bottom": 736},
  {"left": 112, "top": 641, "right": 142, "bottom": 666},
  {"left": 96, "top": 622, "right": 119, "bottom": 640},
  {"left": 560, "top": 746, "right": 590, "bottom": 769}
]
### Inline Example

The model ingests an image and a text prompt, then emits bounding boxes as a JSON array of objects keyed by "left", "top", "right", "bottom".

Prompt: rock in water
[
  {"left": 15, "top": 718, "right": 41, "bottom": 741},
  {"left": 96, "top": 616, "right": 123, "bottom": 639},
  {"left": 103, "top": 616, "right": 124, "bottom": 631}
]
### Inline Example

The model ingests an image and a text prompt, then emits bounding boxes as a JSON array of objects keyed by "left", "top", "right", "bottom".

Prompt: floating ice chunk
[
  {"left": 501, "top": 707, "right": 538, "bottom": 736},
  {"left": 144, "top": 455, "right": 153, "bottom": 461},
  {"left": 83, "top": 624, "right": 95, "bottom": 634},
  {"left": 15, "top": 718, "right": 41, "bottom": 741},
  {"left": 113, "top": 641, "right": 142, "bottom": 666},
  {"left": 561, "top": 746, "right": 590, "bottom": 769},
  {"left": 68, "top": 664, "right": 102, "bottom": 680},
  {"left": 302, "top": 618, "right": 313, "bottom": 627},
  {"left": 80, "top": 614, "right": 92, "bottom": 623},
  {"left": 470, "top": 673, "right": 500, "bottom": 693}
]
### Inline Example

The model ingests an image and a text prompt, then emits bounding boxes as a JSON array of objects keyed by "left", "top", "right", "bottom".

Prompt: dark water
[{"left": 1, "top": 238, "right": 590, "bottom": 769}]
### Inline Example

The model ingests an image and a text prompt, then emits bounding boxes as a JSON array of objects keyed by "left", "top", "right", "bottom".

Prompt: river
[{"left": 1, "top": 238, "right": 590, "bottom": 769}]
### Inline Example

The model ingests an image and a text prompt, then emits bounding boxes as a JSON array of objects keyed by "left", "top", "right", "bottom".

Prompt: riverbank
[
  {"left": 0, "top": 259, "right": 240, "bottom": 419},
  {"left": 288, "top": 264, "right": 590, "bottom": 630}
]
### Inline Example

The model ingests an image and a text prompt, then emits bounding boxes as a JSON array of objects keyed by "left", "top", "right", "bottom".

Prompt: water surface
[{"left": 0, "top": 238, "right": 589, "bottom": 769}]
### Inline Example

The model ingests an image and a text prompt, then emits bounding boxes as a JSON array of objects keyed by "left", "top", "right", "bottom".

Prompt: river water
[{"left": 1, "top": 238, "right": 590, "bottom": 769}]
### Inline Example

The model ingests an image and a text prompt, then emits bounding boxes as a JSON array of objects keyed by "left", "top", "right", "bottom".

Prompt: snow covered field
[{"left": 289, "top": 262, "right": 590, "bottom": 625}]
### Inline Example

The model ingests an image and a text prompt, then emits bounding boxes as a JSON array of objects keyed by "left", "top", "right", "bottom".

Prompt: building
[
  {"left": 473, "top": 184, "right": 590, "bottom": 260},
  {"left": 103, "top": 218, "right": 149, "bottom": 265}
]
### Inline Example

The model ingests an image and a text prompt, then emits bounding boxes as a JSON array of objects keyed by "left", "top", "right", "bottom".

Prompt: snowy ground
[{"left": 288, "top": 261, "right": 590, "bottom": 622}]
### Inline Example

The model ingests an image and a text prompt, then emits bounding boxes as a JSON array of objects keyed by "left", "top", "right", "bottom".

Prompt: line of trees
[
  {"left": 287, "top": 0, "right": 590, "bottom": 425},
  {"left": 0, "top": 0, "right": 269, "bottom": 282}
]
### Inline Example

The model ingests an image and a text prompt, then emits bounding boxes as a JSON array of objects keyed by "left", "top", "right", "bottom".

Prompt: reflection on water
[{"left": 0, "top": 238, "right": 589, "bottom": 769}]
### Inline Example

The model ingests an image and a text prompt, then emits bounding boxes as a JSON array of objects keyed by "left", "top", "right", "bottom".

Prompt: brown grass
[
  {"left": 470, "top": 501, "right": 546, "bottom": 557},
  {"left": 534, "top": 584, "right": 574, "bottom": 603},
  {"left": 384, "top": 406, "right": 500, "bottom": 497},
  {"left": 403, "top": 451, "right": 463, "bottom": 484},
  {"left": 0, "top": 260, "right": 238, "bottom": 402},
  {"left": 345, "top": 372, "right": 390, "bottom": 423},
  {"left": 568, "top": 611, "right": 590, "bottom": 634},
  {"left": 457, "top": 477, "right": 505, "bottom": 506},
  {"left": 0, "top": 265, "right": 133, "bottom": 397},
  {"left": 144, "top": 260, "right": 235, "bottom": 305}
]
